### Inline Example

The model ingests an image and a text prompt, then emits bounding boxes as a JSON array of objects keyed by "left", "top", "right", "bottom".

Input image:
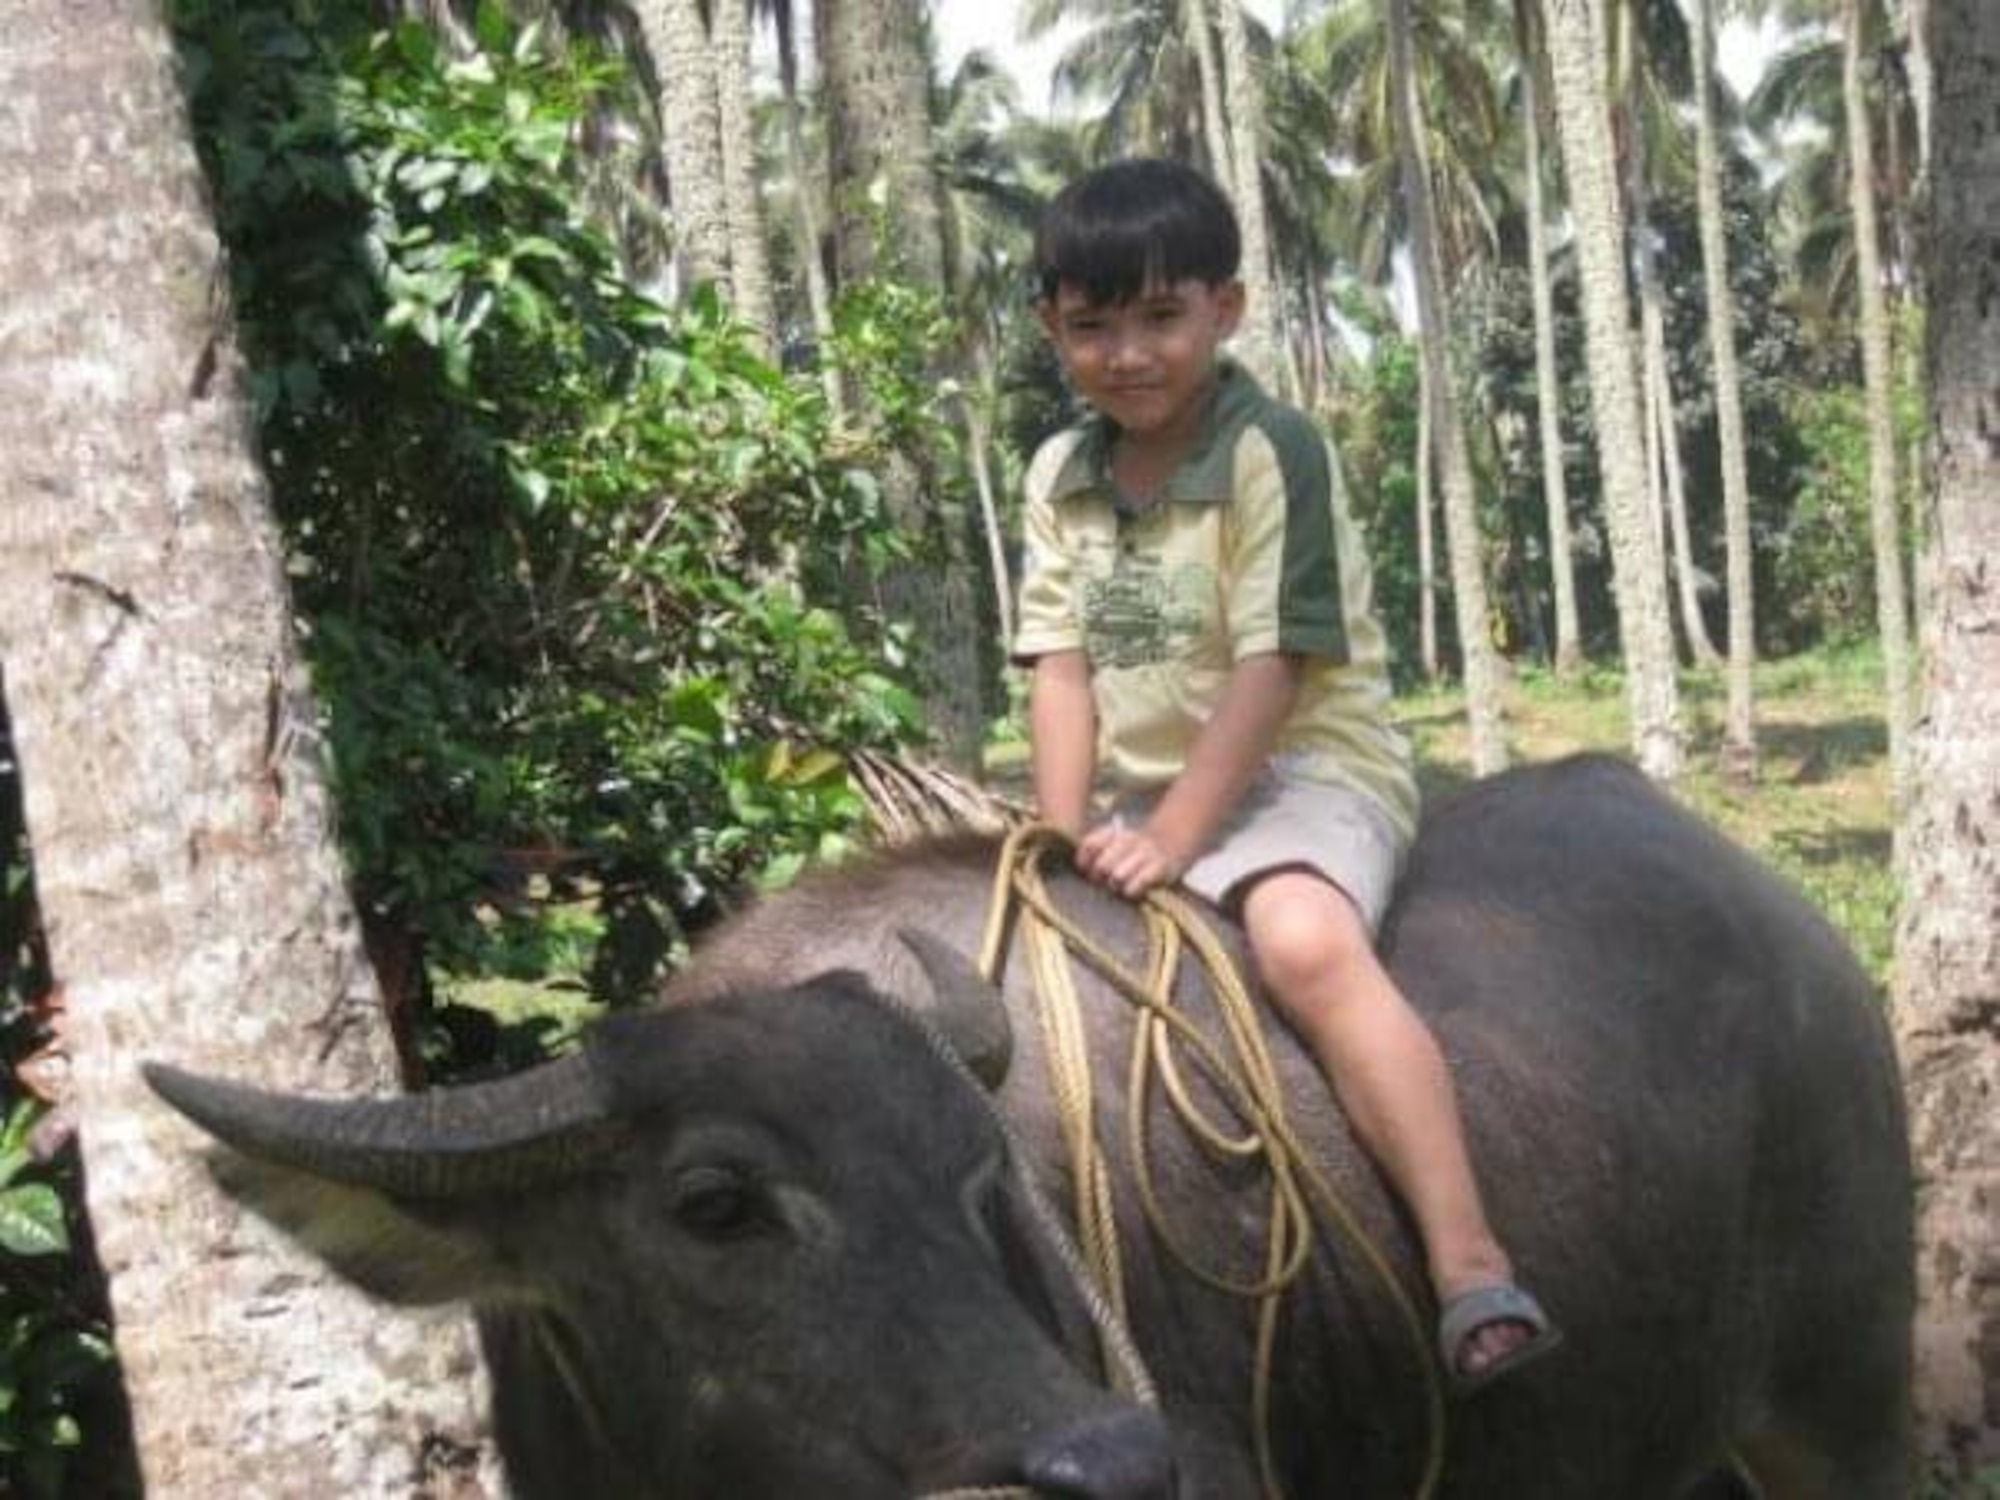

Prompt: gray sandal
[{"left": 1438, "top": 1282, "right": 1565, "bottom": 1396}]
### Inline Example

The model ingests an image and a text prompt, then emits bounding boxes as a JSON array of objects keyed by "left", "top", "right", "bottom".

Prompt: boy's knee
[{"left": 1242, "top": 876, "right": 1373, "bottom": 1000}]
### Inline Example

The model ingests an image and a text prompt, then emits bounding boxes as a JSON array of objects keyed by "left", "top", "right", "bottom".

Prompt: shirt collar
[{"left": 1047, "top": 360, "right": 1265, "bottom": 506}]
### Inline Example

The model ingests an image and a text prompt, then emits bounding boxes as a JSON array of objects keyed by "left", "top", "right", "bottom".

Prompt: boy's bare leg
[{"left": 1240, "top": 869, "right": 1532, "bottom": 1376}]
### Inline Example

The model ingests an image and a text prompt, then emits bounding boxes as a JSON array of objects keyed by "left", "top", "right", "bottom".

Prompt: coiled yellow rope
[{"left": 976, "top": 824, "right": 1447, "bottom": 1500}]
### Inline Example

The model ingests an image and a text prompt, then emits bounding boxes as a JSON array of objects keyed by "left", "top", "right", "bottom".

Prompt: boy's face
[{"left": 1039, "top": 276, "right": 1245, "bottom": 441}]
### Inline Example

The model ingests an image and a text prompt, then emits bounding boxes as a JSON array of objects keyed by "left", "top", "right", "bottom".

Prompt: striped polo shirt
[{"left": 1013, "top": 362, "right": 1418, "bottom": 841}]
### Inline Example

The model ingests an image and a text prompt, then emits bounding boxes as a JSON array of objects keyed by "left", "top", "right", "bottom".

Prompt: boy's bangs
[{"left": 1042, "top": 217, "right": 1180, "bottom": 307}]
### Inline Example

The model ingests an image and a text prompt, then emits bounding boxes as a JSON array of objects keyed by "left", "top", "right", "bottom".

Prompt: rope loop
[{"left": 977, "top": 825, "right": 1447, "bottom": 1500}]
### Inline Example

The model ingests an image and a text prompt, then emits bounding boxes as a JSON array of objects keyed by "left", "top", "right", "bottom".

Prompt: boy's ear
[
  {"left": 1036, "top": 297, "right": 1064, "bottom": 342},
  {"left": 1214, "top": 279, "right": 1247, "bottom": 337}
]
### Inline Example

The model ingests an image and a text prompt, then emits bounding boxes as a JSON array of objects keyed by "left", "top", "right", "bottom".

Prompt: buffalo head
[{"left": 146, "top": 935, "right": 1173, "bottom": 1498}]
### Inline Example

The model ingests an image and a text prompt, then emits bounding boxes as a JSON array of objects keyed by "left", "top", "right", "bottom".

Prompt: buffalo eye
[{"left": 668, "top": 1165, "right": 766, "bottom": 1240}]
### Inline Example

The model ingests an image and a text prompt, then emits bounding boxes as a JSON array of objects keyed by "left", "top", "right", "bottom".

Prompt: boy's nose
[{"left": 1107, "top": 334, "right": 1148, "bottom": 371}]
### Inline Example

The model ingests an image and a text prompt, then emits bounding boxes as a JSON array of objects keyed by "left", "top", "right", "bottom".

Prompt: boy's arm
[
  {"left": 1029, "top": 650, "right": 1097, "bottom": 837},
  {"left": 1077, "top": 651, "right": 1301, "bottom": 897}
]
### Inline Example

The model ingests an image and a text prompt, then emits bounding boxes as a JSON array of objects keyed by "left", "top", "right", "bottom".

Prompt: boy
[{"left": 1013, "top": 158, "right": 1559, "bottom": 1392}]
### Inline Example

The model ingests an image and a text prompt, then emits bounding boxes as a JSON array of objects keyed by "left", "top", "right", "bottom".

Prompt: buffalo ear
[{"left": 894, "top": 928, "right": 1014, "bottom": 1089}]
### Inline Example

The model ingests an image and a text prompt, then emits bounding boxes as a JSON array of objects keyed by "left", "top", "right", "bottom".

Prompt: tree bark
[
  {"left": 1216, "top": 0, "right": 1288, "bottom": 393},
  {"left": 817, "top": 0, "right": 944, "bottom": 288},
  {"left": 1517, "top": 0, "right": 1584, "bottom": 677},
  {"left": 1624, "top": 84, "right": 1721, "bottom": 671},
  {"left": 1689, "top": 0, "right": 1758, "bottom": 777},
  {"left": 1542, "top": 0, "right": 1683, "bottom": 778},
  {"left": 1386, "top": 0, "right": 1508, "bottom": 773},
  {"left": 1845, "top": 0, "right": 1915, "bottom": 801},
  {"left": 818, "top": 0, "right": 986, "bottom": 769},
  {"left": 636, "top": 0, "right": 733, "bottom": 292},
  {"left": 1651, "top": 315, "right": 1721, "bottom": 667},
  {"left": 1417, "top": 355, "right": 1440, "bottom": 683},
  {"left": 0, "top": 7, "right": 496, "bottom": 1492},
  {"left": 962, "top": 395, "right": 1015, "bottom": 652},
  {"left": 773, "top": 5, "right": 842, "bottom": 412},
  {"left": 1905, "top": 0, "right": 1933, "bottom": 187},
  {"left": 712, "top": 0, "right": 777, "bottom": 349},
  {"left": 1893, "top": 0, "right": 2000, "bottom": 1476}
]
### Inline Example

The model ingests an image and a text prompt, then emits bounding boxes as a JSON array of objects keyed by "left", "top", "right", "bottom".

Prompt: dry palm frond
[{"left": 849, "top": 748, "right": 1031, "bottom": 845}]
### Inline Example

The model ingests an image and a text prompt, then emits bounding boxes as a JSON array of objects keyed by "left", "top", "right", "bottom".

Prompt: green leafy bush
[
  {"left": 1, "top": 724, "right": 114, "bottom": 1497},
  {"left": 1770, "top": 386, "right": 1880, "bottom": 649},
  {"left": 174, "top": 0, "right": 929, "bottom": 1027},
  {"left": 0, "top": 1099, "right": 113, "bottom": 1498}
]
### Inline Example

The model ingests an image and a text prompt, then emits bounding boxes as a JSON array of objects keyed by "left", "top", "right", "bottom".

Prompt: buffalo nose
[{"left": 1021, "top": 1407, "right": 1176, "bottom": 1499}]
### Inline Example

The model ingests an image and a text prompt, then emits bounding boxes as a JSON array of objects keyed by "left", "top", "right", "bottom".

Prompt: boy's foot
[{"left": 1437, "top": 1283, "right": 1564, "bottom": 1396}]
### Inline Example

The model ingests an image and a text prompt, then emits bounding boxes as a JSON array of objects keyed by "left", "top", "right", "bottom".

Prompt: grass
[{"left": 1395, "top": 640, "right": 1898, "bottom": 986}]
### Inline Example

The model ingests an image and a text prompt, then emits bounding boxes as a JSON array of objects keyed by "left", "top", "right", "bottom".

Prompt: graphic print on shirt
[{"left": 1081, "top": 549, "right": 1217, "bottom": 670}]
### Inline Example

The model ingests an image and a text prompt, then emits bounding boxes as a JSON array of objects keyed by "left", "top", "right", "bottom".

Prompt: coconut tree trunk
[
  {"left": 772, "top": 2, "right": 841, "bottom": 411},
  {"left": 1386, "top": 0, "right": 1508, "bottom": 773},
  {"left": 818, "top": 0, "right": 944, "bottom": 287},
  {"left": 1417, "top": 357, "right": 1441, "bottom": 681},
  {"left": 1652, "top": 322, "right": 1722, "bottom": 666},
  {"left": 1689, "top": 0, "right": 1758, "bottom": 777},
  {"left": 634, "top": 0, "right": 732, "bottom": 292},
  {"left": 1543, "top": 0, "right": 1683, "bottom": 778},
  {"left": 1893, "top": 0, "right": 2000, "bottom": 1473},
  {"left": 1216, "top": 0, "right": 1288, "bottom": 393},
  {"left": 1905, "top": 0, "right": 1933, "bottom": 183},
  {"left": 1642, "top": 284, "right": 1666, "bottom": 553},
  {"left": 962, "top": 395, "right": 1015, "bottom": 651},
  {"left": 1185, "top": 0, "right": 1237, "bottom": 192},
  {"left": 1909, "top": 331, "right": 1941, "bottom": 662},
  {"left": 712, "top": 0, "right": 776, "bottom": 348},
  {"left": 1844, "top": 0, "right": 1916, "bottom": 799},
  {"left": 818, "top": 0, "right": 985, "bottom": 768},
  {"left": 1624, "top": 86, "right": 1721, "bottom": 669},
  {"left": 1517, "top": 0, "right": 1584, "bottom": 677},
  {"left": 0, "top": 7, "right": 496, "bottom": 1490}
]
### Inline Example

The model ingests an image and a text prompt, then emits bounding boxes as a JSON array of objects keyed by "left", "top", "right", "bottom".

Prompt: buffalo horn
[
  {"left": 895, "top": 927, "right": 1014, "bottom": 1089},
  {"left": 143, "top": 1052, "right": 627, "bottom": 1200}
]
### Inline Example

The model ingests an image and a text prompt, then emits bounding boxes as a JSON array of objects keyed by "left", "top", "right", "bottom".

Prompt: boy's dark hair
[{"left": 1033, "top": 158, "right": 1241, "bottom": 306}]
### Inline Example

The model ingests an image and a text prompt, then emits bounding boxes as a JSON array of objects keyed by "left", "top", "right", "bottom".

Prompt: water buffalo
[{"left": 148, "top": 755, "right": 1913, "bottom": 1498}]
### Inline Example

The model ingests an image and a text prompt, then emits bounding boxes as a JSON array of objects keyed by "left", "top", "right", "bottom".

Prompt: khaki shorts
[{"left": 1113, "top": 771, "right": 1409, "bottom": 933}]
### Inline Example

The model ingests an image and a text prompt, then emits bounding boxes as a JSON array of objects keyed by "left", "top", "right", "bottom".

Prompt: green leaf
[
  {"left": 782, "top": 748, "right": 845, "bottom": 786},
  {"left": 756, "top": 853, "right": 805, "bottom": 891},
  {"left": 31, "top": 1412, "right": 81, "bottom": 1449},
  {"left": 508, "top": 235, "right": 568, "bottom": 264},
  {"left": 397, "top": 157, "right": 458, "bottom": 195},
  {"left": 509, "top": 465, "right": 552, "bottom": 514},
  {"left": 440, "top": 332, "right": 473, "bottom": 388},
  {"left": 392, "top": 20, "right": 437, "bottom": 69},
  {"left": 22, "top": 1330, "right": 113, "bottom": 1396},
  {"left": 0, "top": 1100, "right": 36, "bottom": 1158},
  {"left": 0, "top": 1185, "right": 67, "bottom": 1257},
  {"left": 280, "top": 360, "right": 322, "bottom": 411},
  {"left": 473, "top": 0, "right": 511, "bottom": 53}
]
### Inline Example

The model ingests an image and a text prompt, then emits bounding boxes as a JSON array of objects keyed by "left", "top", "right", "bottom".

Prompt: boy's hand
[{"left": 1074, "top": 818, "right": 1190, "bottom": 898}]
